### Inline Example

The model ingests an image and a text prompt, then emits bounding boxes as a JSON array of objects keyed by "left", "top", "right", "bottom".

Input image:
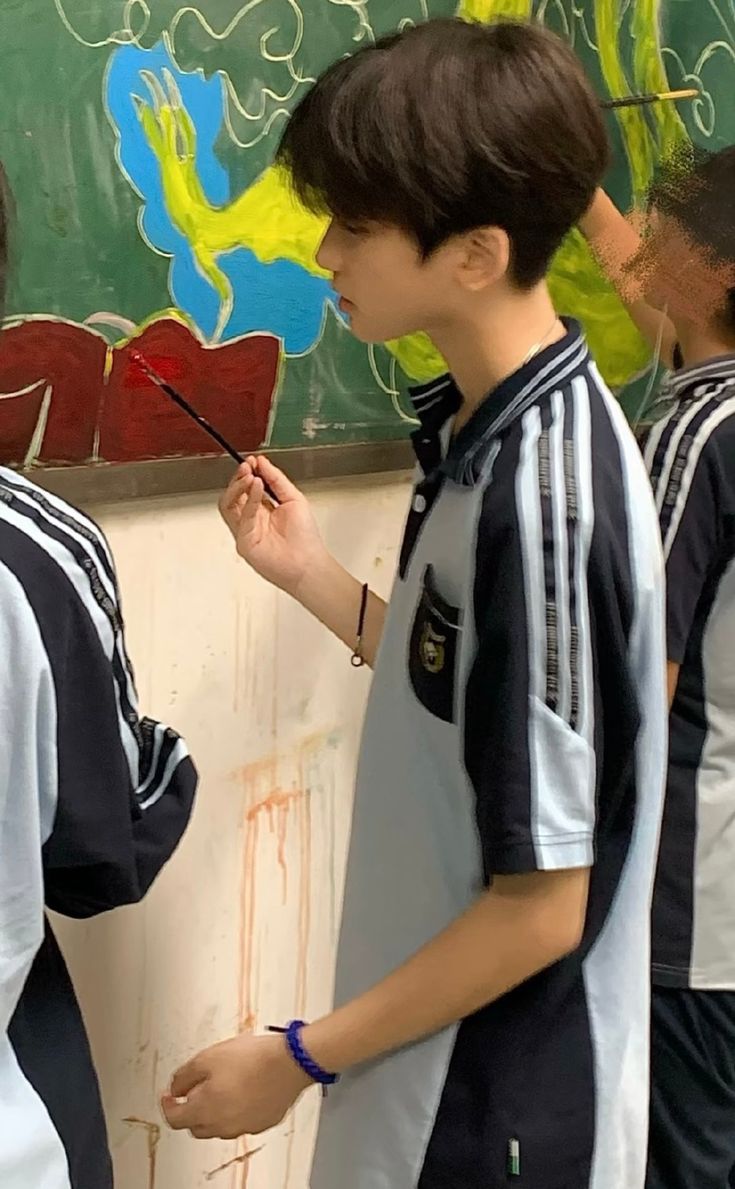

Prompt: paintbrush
[
  {"left": 127, "top": 348, "right": 279, "bottom": 504},
  {"left": 602, "top": 88, "right": 699, "bottom": 110}
]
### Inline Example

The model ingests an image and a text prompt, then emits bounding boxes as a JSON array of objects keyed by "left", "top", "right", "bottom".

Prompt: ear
[{"left": 457, "top": 226, "right": 511, "bottom": 291}]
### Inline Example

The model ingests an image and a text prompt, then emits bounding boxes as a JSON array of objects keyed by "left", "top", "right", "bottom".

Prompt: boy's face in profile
[{"left": 316, "top": 218, "right": 462, "bottom": 344}]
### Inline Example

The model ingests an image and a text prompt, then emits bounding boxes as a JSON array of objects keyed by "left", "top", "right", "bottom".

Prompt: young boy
[
  {"left": 582, "top": 149, "right": 735, "bottom": 1189},
  {"left": 163, "top": 20, "right": 667, "bottom": 1188},
  {"left": 0, "top": 167, "right": 198, "bottom": 1188}
]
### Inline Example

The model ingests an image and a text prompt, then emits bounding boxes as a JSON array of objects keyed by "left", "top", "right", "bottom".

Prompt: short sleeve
[
  {"left": 0, "top": 482, "right": 197, "bottom": 922},
  {"left": 41, "top": 568, "right": 198, "bottom": 918},
  {"left": 463, "top": 406, "right": 599, "bottom": 878},
  {"left": 646, "top": 429, "right": 724, "bottom": 663}
]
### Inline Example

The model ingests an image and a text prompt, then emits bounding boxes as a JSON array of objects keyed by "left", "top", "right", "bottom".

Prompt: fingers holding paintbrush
[
  {"left": 220, "top": 456, "right": 288, "bottom": 540},
  {"left": 219, "top": 453, "right": 326, "bottom": 593},
  {"left": 126, "top": 348, "right": 280, "bottom": 504}
]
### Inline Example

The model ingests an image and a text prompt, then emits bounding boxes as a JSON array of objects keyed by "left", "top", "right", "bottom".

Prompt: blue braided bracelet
[{"left": 285, "top": 1020, "right": 339, "bottom": 1088}]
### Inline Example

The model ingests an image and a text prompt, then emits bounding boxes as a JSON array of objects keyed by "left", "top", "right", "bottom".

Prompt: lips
[{"left": 0, "top": 316, "right": 280, "bottom": 467}]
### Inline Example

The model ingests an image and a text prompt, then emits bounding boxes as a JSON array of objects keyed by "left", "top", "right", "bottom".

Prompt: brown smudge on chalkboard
[{"left": 123, "top": 1117, "right": 160, "bottom": 1189}]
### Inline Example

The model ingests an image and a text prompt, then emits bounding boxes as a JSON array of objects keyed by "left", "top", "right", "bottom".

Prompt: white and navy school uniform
[
  {"left": 310, "top": 320, "right": 668, "bottom": 1189},
  {"left": 0, "top": 468, "right": 197, "bottom": 1189},
  {"left": 642, "top": 354, "right": 735, "bottom": 1189}
]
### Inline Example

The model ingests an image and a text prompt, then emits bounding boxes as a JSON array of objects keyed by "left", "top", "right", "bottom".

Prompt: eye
[{"left": 339, "top": 219, "right": 367, "bottom": 237}]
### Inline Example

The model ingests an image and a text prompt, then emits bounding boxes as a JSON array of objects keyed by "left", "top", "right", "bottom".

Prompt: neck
[
  {"left": 429, "top": 283, "right": 564, "bottom": 419},
  {"left": 677, "top": 322, "right": 735, "bottom": 368}
]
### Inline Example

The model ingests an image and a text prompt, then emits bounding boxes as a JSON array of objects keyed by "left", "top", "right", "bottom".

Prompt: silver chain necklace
[{"left": 521, "top": 315, "right": 563, "bottom": 367}]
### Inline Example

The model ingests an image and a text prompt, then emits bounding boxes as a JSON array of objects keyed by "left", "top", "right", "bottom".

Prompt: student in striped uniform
[
  {"left": 0, "top": 169, "right": 198, "bottom": 1188},
  {"left": 582, "top": 147, "right": 735, "bottom": 1188},
  {"left": 163, "top": 21, "right": 668, "bottom": 1189}
]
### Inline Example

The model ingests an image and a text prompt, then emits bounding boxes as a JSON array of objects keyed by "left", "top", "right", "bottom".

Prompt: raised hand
[{"left": 219, "top": 456, "right": 329, "bottom": 598}]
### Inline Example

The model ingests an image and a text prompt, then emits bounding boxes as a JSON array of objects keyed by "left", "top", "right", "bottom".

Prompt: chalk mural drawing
[
  {"left": 0, "top": 312, "right": 280, "bottom": 466},
  {"left": 101, "top": 0, "right": 655, "bottom": 391},
  {"left": 0, "top": 0, "right": 732, "bottom": 471},
  {"left": 106, "top": 42, "right": 333, "bottom": 350}
]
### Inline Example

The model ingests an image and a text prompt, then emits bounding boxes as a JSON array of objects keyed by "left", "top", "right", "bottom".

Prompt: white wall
[{"left": 54, "top": 472, "right": 411, "bottom": 1189}]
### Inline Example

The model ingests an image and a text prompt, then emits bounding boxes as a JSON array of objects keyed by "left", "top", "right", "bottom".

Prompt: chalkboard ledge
[{"left": 25, "top": 440, "right": 416, "bottom": 506}]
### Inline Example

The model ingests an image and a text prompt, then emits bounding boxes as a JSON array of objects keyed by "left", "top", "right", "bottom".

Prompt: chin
[
  {"left": 346, "top": 319, "right": 384, "bottom": 345},
  {"left": 350, "top": 329, "right": 384, "bottom": 344},
  {"left": 347, "top": 316, "right": 416, "bottom": 345}
]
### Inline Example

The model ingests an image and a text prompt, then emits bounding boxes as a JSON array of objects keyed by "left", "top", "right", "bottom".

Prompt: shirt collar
[
  {"left": 658, "top": 351, "right": 735, "bottom": 405},
  {"left": 408, "top": 318, "right": 589, "bottom": 486}
]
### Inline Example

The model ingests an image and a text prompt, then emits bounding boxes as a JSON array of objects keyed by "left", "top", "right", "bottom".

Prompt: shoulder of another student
[
  {"left": 647, "top": 386, "right": 735, "bottom": 497},
  {"left": 0, "top": 472, "right": 121, "bottom": 618},
  {"left": 0, "top": 470, "right": 115, "bottom": 561},
  {"left": 709, "top": 403, "right": 735, "bottom": 479}
]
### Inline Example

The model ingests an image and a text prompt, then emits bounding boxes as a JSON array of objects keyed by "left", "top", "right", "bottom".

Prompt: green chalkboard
[{"left": 0, "top": 0, "right": 731, "bottom": 485}]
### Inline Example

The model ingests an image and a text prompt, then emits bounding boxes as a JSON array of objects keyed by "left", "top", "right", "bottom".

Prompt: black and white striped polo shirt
[
  {"left": 311, "top": 321, "right": 668, "bottom": 1189},
  {"left": 0, "top": 467, "right": 197, "bottom": 1188},
  {"left": 644, "top": 354, "right": 735, "bottom": 990}
]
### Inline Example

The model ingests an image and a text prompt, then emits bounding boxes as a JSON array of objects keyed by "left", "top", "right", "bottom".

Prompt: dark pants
[{"left": 647, "top": 987, "right": 735, "bottom": 1189}]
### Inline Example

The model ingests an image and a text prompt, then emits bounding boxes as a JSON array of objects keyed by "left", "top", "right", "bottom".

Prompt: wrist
[
  {"left": 262, "top": 1032, "right": 312, "bottom": 1093},
  {"left": 299, "top": 1020, "right": 344, "bottom": 1077},
  {"left": 277, "top": 1020, "right": 341, "bottom": 1090},
  {"left": 291, "top": 548, "right": 344, "bottom": 609},
  {"left": 300, "top": 1008, "right": 371, "bottom": 1076}
]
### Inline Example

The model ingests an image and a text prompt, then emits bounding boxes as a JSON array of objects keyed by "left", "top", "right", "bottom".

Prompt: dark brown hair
[
  {"left": 648, "top": 145, "right": 735, "bottom": 336},
  {"left": 277, "top": 18, "right": 610, "bottom": 288}
]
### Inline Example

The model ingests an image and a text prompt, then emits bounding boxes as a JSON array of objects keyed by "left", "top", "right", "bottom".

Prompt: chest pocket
[{"left": 408, "top": 565, "right": 462, "bottom": 724}]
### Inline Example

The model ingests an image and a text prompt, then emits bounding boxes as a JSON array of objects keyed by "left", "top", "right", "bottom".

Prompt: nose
[{"left": 316, "top": 221, "right": 340, "bottom": 274}]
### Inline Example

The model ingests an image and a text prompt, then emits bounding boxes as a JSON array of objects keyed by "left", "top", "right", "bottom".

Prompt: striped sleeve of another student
[
  {"left": 642, "top": 375, "right": 735, "bottom": 662},
  {"left": 0, "top": 466, "right": 198, "bottom": 918}
]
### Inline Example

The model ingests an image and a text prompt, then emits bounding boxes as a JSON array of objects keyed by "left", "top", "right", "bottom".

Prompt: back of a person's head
[
  {"left": 649, "top": 145, "right": 735, "bottom": 340},
  {"left": 277, "top": 17, "right": 609, "bottom": 289}
]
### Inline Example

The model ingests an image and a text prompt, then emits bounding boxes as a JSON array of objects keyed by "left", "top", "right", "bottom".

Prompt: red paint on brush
[
  {"left": 100, "top": 320, "right": 279, "bottom": 463},
  {"left": 125, "top": 350, "right": 186, "bottom": 389}
]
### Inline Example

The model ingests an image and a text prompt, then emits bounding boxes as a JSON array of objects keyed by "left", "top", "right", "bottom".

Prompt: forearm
[
  {"left": 580, "top": 188, "right": 677, "bottom": 366},
  {"left": 302, "top": 868, "right": 589, "bottom": 1074},
  {"left": 294, "top": 552, "right": 387, "bottom": 668},
  {"left": 580, "top": 187, "right": 642, "bottom": 263}
]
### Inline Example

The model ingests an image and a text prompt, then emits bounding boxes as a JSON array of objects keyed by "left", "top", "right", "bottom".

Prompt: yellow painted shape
[
  {"left": 459, "top": 0, "right": 531, "bottom": 20},
  {"left": 386, "top": 331, "right": 445, "bottom": 385},
  {"left": 548, "top": 230, "right": 650, "bottom": 388},
  {"left": 630, "top": 0, "right": 689, "bottom": 158},
  {"left": 140, "top": 101, "right": 327, "bottom": 274}
]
